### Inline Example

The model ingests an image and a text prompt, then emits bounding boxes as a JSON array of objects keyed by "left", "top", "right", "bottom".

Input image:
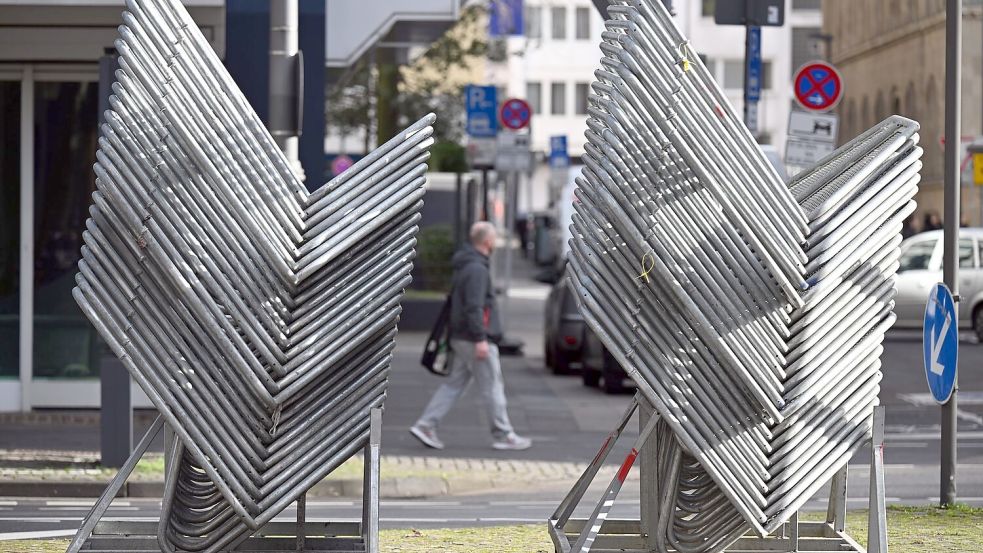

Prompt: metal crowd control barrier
[
  {"left": 66, "top": 0, "right": 434, "bottom": 551},
  {"left": 553, "top": 1, "right": 918, "bottom": 551}
]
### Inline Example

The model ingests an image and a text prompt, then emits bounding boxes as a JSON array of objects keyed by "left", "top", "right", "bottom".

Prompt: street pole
[
  {"left": 941, "top": 0, "right": 961, "bottom": 508},
  {"left": 270, "top": 0, "right": 304, "bottom": 180}
]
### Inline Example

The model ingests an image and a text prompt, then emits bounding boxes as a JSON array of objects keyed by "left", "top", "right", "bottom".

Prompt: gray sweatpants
[{"left": 416, "top": 339, "right": 515, "bottom": 440}]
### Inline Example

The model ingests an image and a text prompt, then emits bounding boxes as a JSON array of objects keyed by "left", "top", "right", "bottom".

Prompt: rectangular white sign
[
  {"left": 786, "top": 137, "right": 836, "bottom": 167},
  {"left": 788, "top": 111, "right": 839, "bottom": 142},
  {"left": 495, "top": 132, "right": 532, "bottom": 172}
]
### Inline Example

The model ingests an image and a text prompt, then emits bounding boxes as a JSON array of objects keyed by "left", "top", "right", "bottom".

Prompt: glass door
[
  {"left": 31, "top": 80, "right": 101, "bottom": 382},
  {"left": 0, "top": 80, "right": 20, "bottom": 383}
]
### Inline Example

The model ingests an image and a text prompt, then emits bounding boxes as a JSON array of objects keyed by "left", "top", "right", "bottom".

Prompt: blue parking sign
[
  {"left": 549, "top": 135, "right": 569, "bottom": 168},
  {"left": 465, "top": 85, "right": 498, "bottom": 138}
]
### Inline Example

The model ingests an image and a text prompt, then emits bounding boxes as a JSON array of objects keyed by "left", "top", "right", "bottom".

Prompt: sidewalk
[
  {"left": 0, "top": 448, "right": 632, "bottom": 499},
  {"left": 0, "top": 250, "right": 642, "bottom": 499}
]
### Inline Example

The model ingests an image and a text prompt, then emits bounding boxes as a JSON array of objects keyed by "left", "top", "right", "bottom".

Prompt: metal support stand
[
  {"left": 67, "top": 408, "right": 385, "bottom": 553},
  {"left": 549, "top": 400, "right": 888, "bottom": 553}
]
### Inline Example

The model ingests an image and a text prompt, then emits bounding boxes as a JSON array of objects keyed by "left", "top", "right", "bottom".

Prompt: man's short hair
[{"left": 470, "top": 222, "right": 496, "bottom": 246}]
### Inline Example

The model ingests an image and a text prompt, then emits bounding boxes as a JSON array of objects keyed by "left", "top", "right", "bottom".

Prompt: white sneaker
[
  {"left": 410, "top": 424, "right": 445, "bottom": 450},
  {"left": 492, "top": 433, "right": 532, "bottom": 451}
]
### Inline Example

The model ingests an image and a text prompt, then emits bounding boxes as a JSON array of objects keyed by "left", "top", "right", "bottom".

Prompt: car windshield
[{"left": 898, "top": 239, "right": 936, "bottom": 271}]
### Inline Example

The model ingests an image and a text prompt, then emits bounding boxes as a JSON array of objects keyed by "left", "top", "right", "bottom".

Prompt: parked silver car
[{"left": 894, "top": 228, "right": 983, "bottom": 340}]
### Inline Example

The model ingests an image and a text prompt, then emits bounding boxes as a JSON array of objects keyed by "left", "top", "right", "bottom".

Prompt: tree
[{"left": 326, "top": 4, "right": 489, "bottom": 152}]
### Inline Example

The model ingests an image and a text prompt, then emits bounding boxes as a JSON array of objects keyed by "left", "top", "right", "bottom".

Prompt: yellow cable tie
[
  {"left": 637, "top": 253, "right": 655, "bottom": 284},
  {"left": 681, "top": 58, "right": 691, "bottom": 72}
]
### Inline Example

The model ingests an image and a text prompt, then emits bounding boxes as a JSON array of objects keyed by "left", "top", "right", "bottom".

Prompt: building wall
[
  {"left": 0, "top": 1, "right": 226, "bottom": 411},
  {"left": 823, "top": 0, "right": 983, "bottom": 226}
]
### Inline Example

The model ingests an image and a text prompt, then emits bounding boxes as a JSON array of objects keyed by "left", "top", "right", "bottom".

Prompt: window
[
  {"left": 702, "top": 0, "right": 716, "bottom": 17},
  {"left": 575, "top": 83, "right": 590, "bottom": 115},
  {"left": 899, "top": 240, "right": 937, "bottom": 272},
  {"left": 722, "top": 60, "right": 772, "bottom": 90},
  {"left": 527, "top": 82, "right": 542, "bottom": 114},
  {"left": 551, "top": 6, "right": 567, "bottom": 39},
  {"left": 791, "top": 27, "right": 821, "bottom": 75},
  {"left": 960, "top": 238, "right": 975, "bottom": 269},
  {"left": 551, "top": 82, "right": 566, "bottom": 115},
  {"left": 575, "top": 7, "right": 591, "bottom": 40},
  {"left": 525, "top": 6, "right": 542, "bottom": 39},
  {"left": 723, "top": 60, "right": 743, "bottom": 89}
]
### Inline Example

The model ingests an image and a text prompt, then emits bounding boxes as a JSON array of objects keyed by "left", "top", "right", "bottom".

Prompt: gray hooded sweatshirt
[{"left": 449, "top": 244, "right": 503, "bottom": 343}]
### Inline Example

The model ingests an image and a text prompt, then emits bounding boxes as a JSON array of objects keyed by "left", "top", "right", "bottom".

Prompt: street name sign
[
  {"left": 923, "top": 283, "right": 958, "bottom": 404},
  {"left": 793, "top": 61, "right": 843, "bottom": 112}
]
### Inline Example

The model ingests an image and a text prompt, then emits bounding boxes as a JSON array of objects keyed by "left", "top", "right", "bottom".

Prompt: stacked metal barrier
[
  {"left": 70, "top": 0, "right": 434, "bottom": 550},
  {"left": 566, "top": 0, "right": 920, "bottom": 549}
]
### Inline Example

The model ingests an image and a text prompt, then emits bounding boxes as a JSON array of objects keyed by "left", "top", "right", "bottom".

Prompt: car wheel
[
  {"left": 582, "top": 368, "right": 600, "bottom": 388},
  {"left": 553, "top": 348, "right": 577, "bottom": 375},
  {"left": 601, "top": 351, "right": 626, "bottom": 394},
  {"left": 975, "top": 305, "right": 983, "bottom": 343}
]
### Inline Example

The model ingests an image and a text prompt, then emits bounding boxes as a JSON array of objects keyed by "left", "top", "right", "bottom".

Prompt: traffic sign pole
[{"left": 941, "top": 0, "right": 961, "bottom": 508}]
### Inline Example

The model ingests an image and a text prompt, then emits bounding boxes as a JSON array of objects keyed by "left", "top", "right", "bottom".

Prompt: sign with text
[
  {"left": 785, "top": 110, "right": 839, "bottom": 168},
  {"left": 496, "top": 132, "right": 532, "bottom": 172},
  {"left": 465, "top": 85, "right": 498, "bottom": 138}
]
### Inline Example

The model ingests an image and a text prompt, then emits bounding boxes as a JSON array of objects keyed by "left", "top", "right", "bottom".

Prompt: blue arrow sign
[{"left": 923, "top": 283, "right": 958, "bottom": 404}]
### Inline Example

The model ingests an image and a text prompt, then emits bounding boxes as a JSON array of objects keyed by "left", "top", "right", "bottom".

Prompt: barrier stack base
[
  {"left": 75, "top": 520, "right": 369, "bottom": 553},
  {"left": 553, "top": 519, "right": 864, "bottom": 553},
  {"left": 548, "top": 395, "right": 887, "bottom": 553},
  {"left": 67, "top": 409, "right": 383, "bottom": 553}
]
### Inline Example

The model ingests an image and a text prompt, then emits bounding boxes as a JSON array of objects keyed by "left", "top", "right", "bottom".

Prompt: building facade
[
  {"left": 823, "top": 0, "right": 983, "bottom": 226},
  {"left": 498, "top": 0, "right": 822, "bottom": 213},
  {"left": 0, "top": 1, "right": 227, "bottom": 412}
]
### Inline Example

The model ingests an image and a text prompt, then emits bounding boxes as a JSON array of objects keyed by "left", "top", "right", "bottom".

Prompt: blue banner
[
  {"left": 489, "top": 0, "right": 524, "bottom": 37},
  {"left": 746, "top": 26, "right": 762, "bottom": 102}
]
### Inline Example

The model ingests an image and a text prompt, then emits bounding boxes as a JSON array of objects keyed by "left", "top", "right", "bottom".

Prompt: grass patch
[
  {"left": 4, "top": 506, "right": 981, "bottom": 552},
  {"left": 0, "top": 526, "right": 551, "bottom": 553}
]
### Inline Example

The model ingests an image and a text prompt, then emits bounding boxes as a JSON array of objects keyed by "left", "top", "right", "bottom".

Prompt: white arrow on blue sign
[{"left": 923, "top": 282, "right": 958, "bottom": 404}]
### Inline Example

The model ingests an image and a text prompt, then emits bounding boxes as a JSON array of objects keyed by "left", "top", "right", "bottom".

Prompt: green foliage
[
  {"left": 415, "top": 225, "right": 456, "bottom": 292},
  {"left": 327, "top": 4, "right": 487, "bottom": 147},
  {"left": 429, "top": 141, "right": 469, "bottom": 173}
]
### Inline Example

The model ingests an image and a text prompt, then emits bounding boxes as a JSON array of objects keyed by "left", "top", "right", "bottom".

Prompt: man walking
[{"left": 410, "top": 222, "right": 532, "bottom": 451}]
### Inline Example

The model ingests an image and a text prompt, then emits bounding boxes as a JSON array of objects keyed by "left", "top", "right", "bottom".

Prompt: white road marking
[
  {"left": 0, "top": 502, "right": 15, "bottom": 507},
  {"left": 0, "top": 529, "right": 78, "bottom": 540},
  {"left": 380, "top": 501, "right": 462, "bottom": 506},
  {"left": 897, "top": 393, "right": 983, "bottom": 425},
  {"left": 507, "top": 287, "right": 550, "bottom": 301},
  {"left": 886, "top": 431, "right": 983, "bottom": 440}
]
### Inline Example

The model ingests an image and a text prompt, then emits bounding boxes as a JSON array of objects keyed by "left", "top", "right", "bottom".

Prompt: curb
[{"left": 0, "top": 474, "right": 553, "bottom": 500}]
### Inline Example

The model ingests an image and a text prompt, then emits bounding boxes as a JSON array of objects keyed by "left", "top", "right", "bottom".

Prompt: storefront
[{"left": 0, "top": 1, "right": 225, "bottom": 411}]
